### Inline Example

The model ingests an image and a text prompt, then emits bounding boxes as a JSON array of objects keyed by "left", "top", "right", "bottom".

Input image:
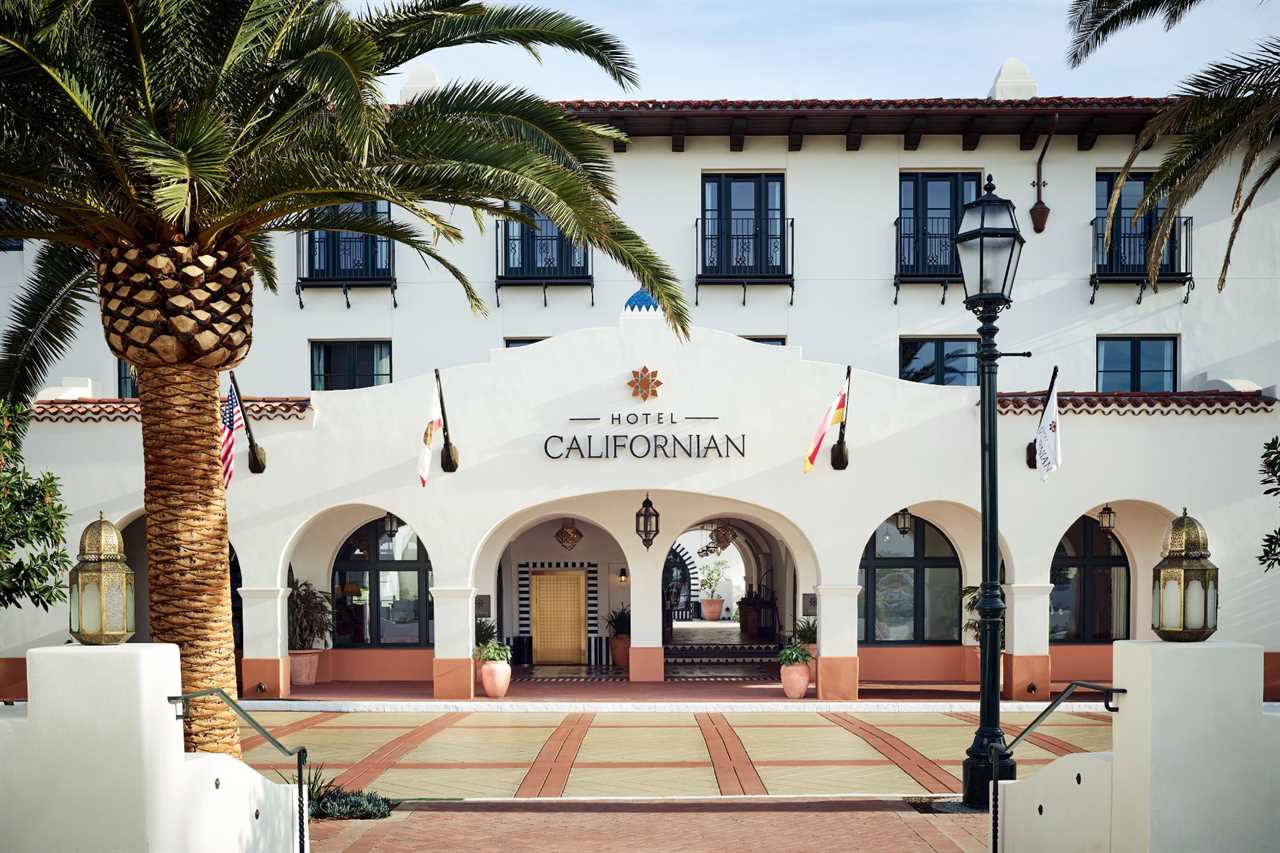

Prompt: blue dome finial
[{"left": 623, "top": 288, "right": 659, "bottom": 313}]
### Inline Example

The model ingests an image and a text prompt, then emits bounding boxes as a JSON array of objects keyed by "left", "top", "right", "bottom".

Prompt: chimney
[
  {"left": 399, "top": 63, "right": 440, "bottom": 103},
  {"left": 988, "top": 58, "right": 1037, "bottom": 100}
]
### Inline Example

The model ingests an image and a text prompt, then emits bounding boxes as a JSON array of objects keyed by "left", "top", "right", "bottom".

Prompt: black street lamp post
[{"left": 955, "top": 176, "right": 1026, "bottom": 809}]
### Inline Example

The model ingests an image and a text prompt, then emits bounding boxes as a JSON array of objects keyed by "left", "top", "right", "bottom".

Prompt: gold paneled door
[{"left": 531, "top": 571, "right": 587, "bottom": 664}]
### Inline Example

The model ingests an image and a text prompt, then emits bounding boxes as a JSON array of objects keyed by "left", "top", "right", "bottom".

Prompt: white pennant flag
[{"left": 1035, "top": 368, "right": 1061, "bottom": 481}]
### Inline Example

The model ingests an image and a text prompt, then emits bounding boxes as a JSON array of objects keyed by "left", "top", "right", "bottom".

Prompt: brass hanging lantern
[
  {"left": 555, "top": 519, "right": 584, "bottom": 551},
  {"left": 709, "top": 523, "right": 737, "bottom": 552},
  {"left": 69, "top": 513, "right": 135, "bottom": 645},
  {"left": 635, "top": 493, "right": 660, "bottom": 550},
  {"left": 1151, "top": 509, "right": 1218, "bottom": 642}
]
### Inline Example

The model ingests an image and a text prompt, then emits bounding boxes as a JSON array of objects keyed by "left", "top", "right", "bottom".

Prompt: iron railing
[
  {"left": 494, "top": 219, "right": 593, "bottom": 306},
  {"left": 295, "top": 230, "right": 396, "bottom": 309},
  {"left": 694, "top": 216, "right": 794, "bottom": 305},
  {"left": 169, "top": 687, "right": 309, "bottom": 853},
  {"left": 988, "top": 680, "right": 1126, "bottom": 851},
  {"left": 893, "top": 215, "right": 964, "bottom": 304},
  {"left": 1090, "top": 215, "right": 1193, "bottom": 304}
]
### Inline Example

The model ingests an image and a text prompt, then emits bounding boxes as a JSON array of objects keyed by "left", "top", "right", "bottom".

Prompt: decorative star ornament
[{"left": 627, "top": 366, "right": 662, "bottom": 402}]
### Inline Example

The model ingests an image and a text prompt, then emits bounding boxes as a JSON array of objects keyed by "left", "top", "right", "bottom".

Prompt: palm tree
[
  {"left": 1068, "top": 0, "right": 1279, "bottom": 290},
  {"left": 0, "top": 0, "right": 689, "bottom": 757}
]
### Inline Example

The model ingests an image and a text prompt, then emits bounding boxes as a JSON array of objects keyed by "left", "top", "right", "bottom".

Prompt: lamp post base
[{"left": 962, "top": 747, "right": 1017, "bottom": 809}]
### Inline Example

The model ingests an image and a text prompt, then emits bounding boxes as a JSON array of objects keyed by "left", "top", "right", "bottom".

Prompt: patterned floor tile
[
  {"left": 1039, "top": 725, "right": 1112, "bottom": 752},
  {"left": 881, "top": 726, "right": 1054, "bottom": 762},
  {"left": 562, "top": 766, "right": 721, "bottom": 798},
  {"left": 313, "top": 712, "right": 441, "bottom": 727},
  {"left": 735, "top": 725, "right": 882, "bottom": 761},
  {"left": 846, "top": 712, "right": 965, "bottom": 725},
  {"left": 757, "top": 763, "right": 927, "bottom": 796},
  {"left": 368, "top": 767, "right": 529, "bottom": 799},
  {"left": 400, "top": 726, "right": 556, "bottom": 763},
  {"left": 454, "top": 712, "right": 567, "bottom": 727},
  {"left": 721, "top": 712, "right": 834, "bottom": 726},
  {"left": 575, "top": 726, "right": 710, "bottom": 762},
  {"left": 244, "top": 727, "right": 410, "bottom": 765},
  {"left": 591, "top": 712, "right": 698, "bottom": 725}
]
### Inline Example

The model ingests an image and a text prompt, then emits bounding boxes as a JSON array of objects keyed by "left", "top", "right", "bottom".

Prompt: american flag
[{"left": 220, "top": 382, "right": 245, "bottom": 488}]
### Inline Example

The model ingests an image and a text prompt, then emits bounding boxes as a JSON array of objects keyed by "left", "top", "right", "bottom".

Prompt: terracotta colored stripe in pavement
[
  {"left": 515, "top": 713, "right": 594, "bottom": 798},
  {"left": 240, "top": 711, "right": 342, "bottom": 753},
  {"left": 695, "top": 713, "right": 746, "bottom": 796},
  {"left": 332, "top": 711, "right": 469, "bottom": 791},
  {"left": 707, "top": 713, "right": 768, "bottom": 795},
  {"left": 948, "top": 712, "right": 1081, "bottom": 757},
  {"left": 1075, "top": 711, "right": 1115, "bottom": 724},
  {"left": 822, "top": 713, "right": 962, "bottom": 794}
]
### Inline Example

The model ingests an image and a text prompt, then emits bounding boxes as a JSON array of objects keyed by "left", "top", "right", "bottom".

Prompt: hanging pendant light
[
  {"left": 1099, "top": 504, "right": 1117, "bottom": 530},
  {"left": 555, "top": 518, "right": 584, "bottom": 551},
  {"left": 635, "top": 493, "right": 660, "bottom": 550},
  {"left": 383, "top": 513, "right": 401, "bottom": 536},
  {"left": 895, "top": 508, "right": 914, "bottom": 536}
]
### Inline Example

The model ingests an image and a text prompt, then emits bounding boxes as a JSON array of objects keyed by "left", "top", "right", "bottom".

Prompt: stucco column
[
  {"left": 816, "top": 583, "right": 860, "bottom": 699},
  {"left": 627, "top": 547, "right": 667, "bottom": 683},
  {"left": 238, "top": 587, "right": 289, "bottom": 698},
  {"left": 430, "top": 586, "right": 475, "bottom": 699},
  {"left": 1001, "top": 583, "right": 1053, "bottom": 701}
]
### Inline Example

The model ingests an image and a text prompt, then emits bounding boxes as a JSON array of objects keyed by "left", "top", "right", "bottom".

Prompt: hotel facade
[{"left": 2, "top": 62, "right": 1278, "bottom": 702}]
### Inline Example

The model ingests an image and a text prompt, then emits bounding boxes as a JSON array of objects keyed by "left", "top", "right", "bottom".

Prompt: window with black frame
[
  {"left": 332, "top": 516, "right": 433, "bottom": 647},
  {"left": 857, "top": 515, "right": 962, "bottom": 643},
  {"left": 310, "top": 340, "right": 391, "bottom": 391},
  {"left": 1094, "top": 172, "right": 1176, "bottom": 277},
  {"left": 499, "top": 205, "right": 587, "bottom": 279},
  {"left": 305, "top": 201, "right": 392, "bottom": 282},
  {"left": 897, "top": 172, "right": 980, "bottom": 278},
  {"left": 1096, "top": 336, "right": 1177, "bottom": 392},
  {"left": 1050, "top": 516, "right": 1129, "bottom": 643},
  {"left": 899, "top": 338, "right": 978, "bottom": 386},
  {"left": 700, "top": 173, "right": 786, "bottom": 277}
]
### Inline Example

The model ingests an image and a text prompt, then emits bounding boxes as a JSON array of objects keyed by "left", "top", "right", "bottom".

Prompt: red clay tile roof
[
  {"left": 561, "top": 96, "right": 1174, "bottom": 113},
  {"left": 997, "top": 390, "right": 1277, "bottom": 416},
  {"left": 32, "top": 396, "right": 311, "bottom": 423}
]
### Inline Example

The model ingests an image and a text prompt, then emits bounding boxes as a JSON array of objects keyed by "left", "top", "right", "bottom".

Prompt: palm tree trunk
[{"left": 138, "top": 363, "right": 241, "bottom": 757}]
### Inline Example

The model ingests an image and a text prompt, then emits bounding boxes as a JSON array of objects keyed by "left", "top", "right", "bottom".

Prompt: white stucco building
[{"left": 1, "top": 62, "right": 1277, "bottom": 702}]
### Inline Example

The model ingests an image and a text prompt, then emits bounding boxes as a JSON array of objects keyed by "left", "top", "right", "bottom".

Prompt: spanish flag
[{"left": 803, "top": 385, "right": 848, "bottom": 473}]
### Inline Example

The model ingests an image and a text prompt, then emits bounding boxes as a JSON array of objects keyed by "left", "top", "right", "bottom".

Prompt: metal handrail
[
  {"left": 988, "top": 680, "right": 1126, "bottom": 852},
  {"left": 169, "top": 688, "right": 308, "bottom": 853}
]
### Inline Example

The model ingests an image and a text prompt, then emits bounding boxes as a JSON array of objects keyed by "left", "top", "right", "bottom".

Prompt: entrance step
[{"left": 664, "top": 643, "right": 779, "bottom": 666}]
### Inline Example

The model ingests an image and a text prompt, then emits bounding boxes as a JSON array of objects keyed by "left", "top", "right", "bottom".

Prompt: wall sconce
[{"left": 618, "top": 566, "right": 629, "bottom": 583}]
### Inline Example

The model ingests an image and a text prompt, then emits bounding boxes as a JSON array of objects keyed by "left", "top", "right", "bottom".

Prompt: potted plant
[
  {"left": 777, "top": 640, "right": 813, "bottom": 699},
  {"left": 287, "top": 575, "right": 334, "bottom": 686},
  {"left": 474, "top": 618, "right": 498, "bottom": 685},
  {"left": 476, "top": 640, "right": 513, "bottom": 698},
  {"left": 606, "top": 606, "right": 631, "bottom": 669},
  {"left": 698, "top": 559, "right": 727, "bottom": 622},
  {"left": 793, "top": 618, "right": 818, "bottom": 684}
]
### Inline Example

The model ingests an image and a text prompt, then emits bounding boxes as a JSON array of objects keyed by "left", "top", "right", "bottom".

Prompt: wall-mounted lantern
[
  {"left": 618, "top": 566, "right": 629, "bottom": 584},
  {"left": 635, "top": 493, "right": 660, "bottom": 550},
  {"left": 1152, "top": 509, "right": 1218, "bottom": 642},
  {"left": 69, "top": 513, "right": 135, "bottom": 645}
]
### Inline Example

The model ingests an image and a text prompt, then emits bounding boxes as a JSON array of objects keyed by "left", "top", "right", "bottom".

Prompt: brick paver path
[
  {"left": 309, "top": 799, "right": 991, "bottom": 852},
  {"left": 242, "top": 710, "right": 1109, "bottom": 800}
]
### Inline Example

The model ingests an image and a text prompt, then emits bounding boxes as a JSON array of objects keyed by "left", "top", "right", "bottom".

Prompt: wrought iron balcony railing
[
  {"left": 893, "top": 215, "right": 962, "bottom": 304},
  {"left": 295, "top": 230, "right": 397, "bottom": 309},
  {"left": 1090, "top": 215, "right": 1194, "bottom": 304},
  {"left": 494, "top": 219, "right": 593, "bottom": 307},
  {"left": 695, "top": 216, "right": 794, "bottom": 305}
]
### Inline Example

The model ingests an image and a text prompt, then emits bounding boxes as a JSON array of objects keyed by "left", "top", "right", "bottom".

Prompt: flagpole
[
  {"left": 830, "top": 365, "right": 851, "bottom": 470},
  {"left": 1040, "top": 366, "right": 1059, "bottom": 421},
  {"left": 228, "top": 370, "right": 266, "bottom": 474},
  {"left": 434, "top": 368, "right": 459, "bottom": 472}
]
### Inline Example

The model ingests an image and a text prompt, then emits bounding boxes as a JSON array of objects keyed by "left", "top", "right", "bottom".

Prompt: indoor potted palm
[
  {"left": 699, "top": 560, "right": 726, "bottom": 621},
  {"left": 794, "top": 618, "right": 818, "bottom": 685},
  {"left": 287, "top": 575, "right": 334, "bottom": 687},
  {"left": 477, "top": 640, "right": 513, "bottom": 699},
  {"left": 777, "top": 640, "right": 813, "bottom": 699},
  {"left": 606, "top": 606, "right": 631, "bottom": 670}
]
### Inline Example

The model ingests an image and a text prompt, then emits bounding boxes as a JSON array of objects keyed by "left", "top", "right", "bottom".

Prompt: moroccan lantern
[
  {"left": 555, "top": 519, "right": 584, "bottom": 551},
  {"left": 69, "top": 513, "right": 135, "bottom": 645},
  {"left": 1151, "top": 509, "right": 1218, "bottom": 642},
  {"left": 635, "top": 493, "right": 660, "bottom": 550},
  {"left": 895, "top": 508, "right": 914, "bottom": 536}
]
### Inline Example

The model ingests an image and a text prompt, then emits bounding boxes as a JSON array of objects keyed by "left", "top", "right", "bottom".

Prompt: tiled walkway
[{"left": 242, "top": 710, "right": 1111, "bottom": 800}]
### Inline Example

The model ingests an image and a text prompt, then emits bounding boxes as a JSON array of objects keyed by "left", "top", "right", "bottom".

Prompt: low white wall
[
  {"left": 0, "top": 644, "right": 304, "bottom": 853},
  {"left": 998, "top": 752, "right": 1113, "bottom": 853}
]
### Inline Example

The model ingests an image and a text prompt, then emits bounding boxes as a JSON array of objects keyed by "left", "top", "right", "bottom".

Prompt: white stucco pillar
[
  {"left": 626, "top": 547, "right": 666, "bottom": 682},
  {"left": 429, "top": 586, "right": 475, "bottom": 699},
  {"left": 1001, "top": 582, "right": 1053, "bottom": 700},
  {"left": 816, "top": 583, "right": 860, "bottom": 699},
  {"left": 237, "top": 586, "right": 289, "bottom": 698}
]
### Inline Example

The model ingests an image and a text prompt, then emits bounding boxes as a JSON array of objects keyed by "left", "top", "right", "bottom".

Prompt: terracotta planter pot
[
  {"left": 288, "top": 649, "right": 323, "bottom": 686},
  {"left": 475, "top": 648, "right": 485, "bottom": 686},
  {"left": 806, "top": 644, "right": 818, "bottom": 686},
  {"left": 610, "top": 634, "right": 631, "bottom": 670},
  {"left": 780, "top": 663, "right": 810, "bottom": 699},
  {"left": 480, "top": 660, "right": 512, "bottom": 698},
  {"left": 700, "top": 598, "right": 725, "bottom": 622}
]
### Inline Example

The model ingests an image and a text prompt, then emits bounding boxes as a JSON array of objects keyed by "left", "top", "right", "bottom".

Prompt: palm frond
[
  {"left": 1067, "top": 0, "right": 1211, "bottom": 66},
  {"left": 0, "top": 242, "right": 96, "bottom": 406}
]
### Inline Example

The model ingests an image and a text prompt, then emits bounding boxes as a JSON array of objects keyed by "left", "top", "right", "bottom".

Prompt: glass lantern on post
[
  {"left": 1152, "top": 509, "right": 1219, "bottom": 642},
  {"left": 69, "top": 513, "right": 135, "bottom": 645}
]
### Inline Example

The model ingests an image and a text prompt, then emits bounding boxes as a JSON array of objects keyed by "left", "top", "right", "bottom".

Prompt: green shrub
[
  {"left": 477, "top": 639, "right": 512, "bottom": 662},
  {"left": 777, "top": 639, "right": 812, "bottom": 666},
  {"left": 793, "top": 618, "right": 817, "bottom": 644},
  {"left": 606, "top": 605, "right": 631, "bottom": 636},
  {"left": 474, "top": 617, "right": 498, "bottom": 646},
  {"left": 279, "top": 762, "right": 392, "bottom": 821}
]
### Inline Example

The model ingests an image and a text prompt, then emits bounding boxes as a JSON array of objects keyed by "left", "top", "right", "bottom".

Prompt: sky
[{"left": 379, "top": 0, "right": 1280, "bottom": 101}]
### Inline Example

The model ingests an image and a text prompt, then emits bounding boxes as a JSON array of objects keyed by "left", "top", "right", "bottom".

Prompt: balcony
[
  {"left": 495, "top": 219, "right": 593, "bottom": 307},
  {"left": 1090, "top": 216, "right": 1194, "bottom": 304},
  {"left": 295, "top": 230, "right": 396, "bottom": 309},
  {"left": 893, "top": 215, "right": 962, "bottom": 304},
  {"left": 695, "top": 216, "right": 794, "bottom": 305}
]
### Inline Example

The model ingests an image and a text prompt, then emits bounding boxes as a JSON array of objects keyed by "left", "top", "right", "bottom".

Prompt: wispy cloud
[{"left": 379, "top": 0, "right": 1280, "bottom": 100}]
